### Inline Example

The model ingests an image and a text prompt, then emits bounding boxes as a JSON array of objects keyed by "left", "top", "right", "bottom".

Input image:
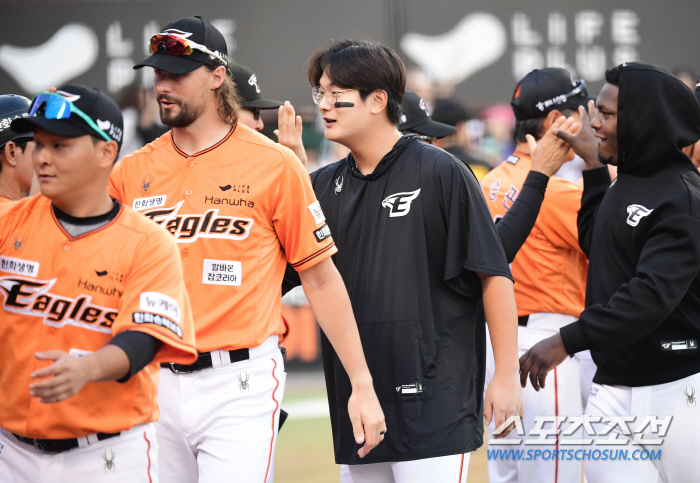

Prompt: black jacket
[
  {"left": 285, "top": 135, "right": 511, "bottom": 464},
  {"left": 561, "top": 63, "right": 700, "bottom": 386}
]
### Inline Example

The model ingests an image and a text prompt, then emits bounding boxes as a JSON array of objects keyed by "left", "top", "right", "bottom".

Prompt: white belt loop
[
  {"left": 211, "top": 349, "right": 231, "bottom": 369},
  {"left": 77, "top": 433, "right": 99, "bottom": 448}
]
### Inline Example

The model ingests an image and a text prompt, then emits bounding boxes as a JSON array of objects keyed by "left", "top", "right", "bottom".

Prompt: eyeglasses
[
  {"left": 565, "top": 79, "right": 588, "bottom": 99},
  {"left": 149, "top": 33, "right": 227, "bottom": 66},
  {"left": 311, "top": 86, "right": 355, "bottom": 105},
  {"left": 29, "top": 92, "right": 111, "bottom": 141}
]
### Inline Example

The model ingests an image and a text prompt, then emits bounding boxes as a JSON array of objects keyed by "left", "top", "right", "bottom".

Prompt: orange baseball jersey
[
  {"left": 109, "top": 124, "right": 337, "bottom": 352},
  {"left": 0, "top": 195, "right": 197, "bottom": 439},
  {"left": 0, "top": 195, "right": 13, "bottom": 203},
  {"left": 481, "top": 151, "right": 587, "bottom": 317}
]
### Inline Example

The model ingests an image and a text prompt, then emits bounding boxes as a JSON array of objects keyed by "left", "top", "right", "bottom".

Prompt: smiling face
[
  {"left": 591, "top": 83, "right": 619, "bottom": 165},
  {"left": 153, "top": 66, "right": 212, "bottom": 127}
]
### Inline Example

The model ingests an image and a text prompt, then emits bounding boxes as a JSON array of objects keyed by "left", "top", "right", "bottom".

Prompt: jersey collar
[{"left": 171, "top": 125, "right": 236, "bottom": 158}]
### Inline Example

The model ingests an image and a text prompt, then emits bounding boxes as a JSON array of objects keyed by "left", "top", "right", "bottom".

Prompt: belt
[
  {"left": 162, "top": 348, "right": 249, "bottom": 373},
  {"left": 518, "top": 315, "right": 529, "bottom": 327},
  {"left": 12, "top": 432, "right": 120, "bottom": 454}
]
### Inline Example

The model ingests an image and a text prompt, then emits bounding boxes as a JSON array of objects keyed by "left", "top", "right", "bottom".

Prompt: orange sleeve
[
  {"left": 538, "top": 180, "right": 584, "bottom": 252},
  {"left": 272, "top": 150, "right": 337, "bottom": 271},
  {"left": 109, "top": 161, "right": 125, "bottom": 202},
  {"left": 114, "top": 223, "right": 197, "bottom": 364}
]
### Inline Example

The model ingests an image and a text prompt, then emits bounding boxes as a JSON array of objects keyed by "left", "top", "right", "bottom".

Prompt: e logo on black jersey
[
  {"left": 626, "top": 204, "right": 653, "bottom": 227},
  {"left": 381, "top": 189, "right": 421, "bottom": 217}
]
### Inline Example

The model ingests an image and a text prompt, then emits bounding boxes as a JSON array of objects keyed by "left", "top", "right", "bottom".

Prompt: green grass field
[{"left": 274, "top": 377, "right": 489, "bottom": 483}]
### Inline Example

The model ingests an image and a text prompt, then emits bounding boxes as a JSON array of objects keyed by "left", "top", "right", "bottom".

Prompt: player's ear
[
  {"left": 3, "top": 141, "right": 19, "bottom": 167},
  {"left": 542, "top": 110, "right": 561, "bottom": 131},
  {"left": 210, "top": 65, "right": 226, "bottom": 91},
  {"left": 97, "top": 140, "right": 119, "bottom": 168},
  {"left": 369, "top": 89, "right": 389, "bottom": 115}
]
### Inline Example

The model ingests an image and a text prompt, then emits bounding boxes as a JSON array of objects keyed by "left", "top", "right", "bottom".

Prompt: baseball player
[
  {"left": 481, "top": 68, "right": 590, "bottom": 483},
  {"left": 109, "top": 17, "right": 385, "bottom": 483},
  {"left": 285, "top": 38, "right": 522, "bottom": 483},
  {"left": 521, "top": 62, "right": 700, "bottom": 482},
  {"left": 0, "top": 84, "right": 196, "bottom": 482},
  {"left": 397, "top": 91, "right": 455, "bottom": 144},
  {"left": 0, "top": 94, "right": 34, "bottom": 202}
]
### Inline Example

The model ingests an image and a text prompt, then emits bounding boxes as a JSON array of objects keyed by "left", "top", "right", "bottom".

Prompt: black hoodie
[{"left": 560, "top": 63, "right": 700, "bottom": 386}]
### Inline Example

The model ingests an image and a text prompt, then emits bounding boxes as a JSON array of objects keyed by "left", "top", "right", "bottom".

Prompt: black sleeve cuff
[
  {"left": 559, "top": 320, "right": 590, "bottom": 355},
  {"left": 581, "top": 166, "right": 611, "bottom": 189},
  {"left": 108, "top": 330, "right": 163, "bottom": 383}
]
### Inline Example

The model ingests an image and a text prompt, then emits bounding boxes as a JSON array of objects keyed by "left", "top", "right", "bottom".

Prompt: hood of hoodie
[{"left": 617, "top": 62, "right": 700, "bottom": 177}]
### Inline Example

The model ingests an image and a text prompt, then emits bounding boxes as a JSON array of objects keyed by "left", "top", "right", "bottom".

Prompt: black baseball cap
[
  {"left": 399, "top": 91, "right": 456, "bottom": 138},
  {"left": 11, "top": 84, "right": 124, "bottom": 151},
  {"left": 511, "top": 68, "right": 589, "bottom": 121},
  {"left": 134, "top": 16, "right": 228, "bottom": 75},
  {"left": 230, "top": 63, "right": 282, "bottom": 109},
  {"left": 0, "top": 94, "right": 32, "bottom": 148}
]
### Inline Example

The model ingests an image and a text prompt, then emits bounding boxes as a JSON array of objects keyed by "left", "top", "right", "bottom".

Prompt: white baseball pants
[
  {"left": 485, "top": 313, "right": 584, "bottom": 483},
  {"left": 155, "top": 335, "right": 286, "bottom": 483},
  {"left": 340, "top": 452, "right": 470, "bottom": 483},
  {"left": 0, "top": 423, "right": 157, "bottom": 483}
]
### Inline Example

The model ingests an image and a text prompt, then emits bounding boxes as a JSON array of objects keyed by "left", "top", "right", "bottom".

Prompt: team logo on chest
[
  {"left": 142, "top": 200, "right": 254, "bottom": 243},
  {"left": 381, "top": 189, "right": 421, "bottom": 217},
  {"left": 335, "top": 176, "right": 343, "bottom": 195},
  {"left": 626, "top": 204, "right": 653, "bottom": 227},
  {"left": 141, "top": 175, "right": 154, "bottom": 193}
]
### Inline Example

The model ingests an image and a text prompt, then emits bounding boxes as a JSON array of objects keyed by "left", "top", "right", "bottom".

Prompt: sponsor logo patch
[
  {"left": 0, "top": 255, "right": 39, "bottom": 277},
  {"left": 308, "top": 201, "right": 326, "bottom": 224},
  {"left": 202, "top": 259, "right": 241, "bottom": 286},
  {"left": 139, "top": 292, "right": 181, "bottom": 323},
  {"left": 661, "top": 340, "right": 697, "bottom": 351},
  {"left": 626, "top": 204, "right": 654, "bottom": 227},
  {"left": 381, "top": 189, "right": 421, "bottom": 217},
  {"left": 132, "top": 312, "right": 182, "bottom": 338},
  {"left": 133, "top": 195, "right": 166, "bottom": 211},
  {"left": 314, "top": 224, "right": 332, "bottom": 243}
]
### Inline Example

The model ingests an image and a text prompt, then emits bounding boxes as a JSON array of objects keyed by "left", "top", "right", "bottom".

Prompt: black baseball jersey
[
  {"left": 561, "top": 63, "right": 700, "bottom": 386},
  {"left": 286, "top": 135, "right": 512, "bottom": 464}
]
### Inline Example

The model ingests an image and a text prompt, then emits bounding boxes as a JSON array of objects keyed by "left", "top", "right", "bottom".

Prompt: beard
[
  {"left": 158, "top": 95, "right": 203, "bottom": 128},
  {"left": 598, "top": 151, "right": 616, "bottom": 166}
]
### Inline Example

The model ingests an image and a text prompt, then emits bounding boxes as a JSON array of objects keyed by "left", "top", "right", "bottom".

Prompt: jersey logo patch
[
  {"left": 202, "top": 259, "right": 241, "bottom": 286},
  {"left": 308, "top": 201, "right": 326, "bottom": 224},
  {"left": 626, "top": 204, "right": 653, "bottom": 227},
  {"left": 335, "top": 176, "right": 343, "bottom": 196},
  {"left": 139, "top": 292, "right": 181, "bottom": 323},
  {"left": 141, "top": 175, "right": 154, "bottom": 194},
  {"left": 142, "top": 201, "right": 254, "bottom": 243},
  {"left": 133, "top": 195, "right": 166, "bottom": 211},
  {"left": 132, "top": 312, "right": 183, "bottom": 338},
  {"left": 314, "top": 224, "right": 332, "bottom": 243},
  {"left": 0, "top": 255, "right": 39, "bottom": 277},
  {"left": 0, "top": 276, "right": 116, "bottom": 334},
  {"left": 382, "top": 189, "right": 421, "bottom": 217}
]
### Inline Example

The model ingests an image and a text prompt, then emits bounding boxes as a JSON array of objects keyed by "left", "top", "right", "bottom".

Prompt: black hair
[
  {"left": 307, "top": 39, "right": 406, "bottom": 125},
  {"left": 605, "top": 66, "right": 622, "bottom": 86},
  {"left": 431, "top": 98, "right": 471, "bottom": 127},
  {"left": 512, "top": 108, "right": 573, "bottom": 144}
]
